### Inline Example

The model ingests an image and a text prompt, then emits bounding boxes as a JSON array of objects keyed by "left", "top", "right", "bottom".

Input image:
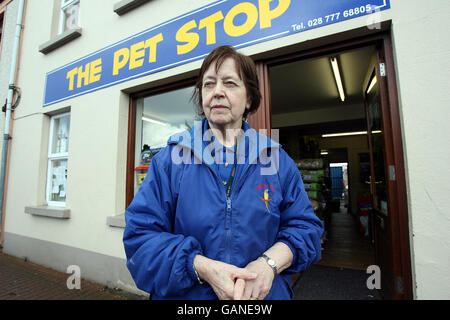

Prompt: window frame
[
  {"left": 58, "top": 0, "right": 80, "bottom": 35},
  {"left": 46, "top": 112, "right": 70, "bottom": 207}
]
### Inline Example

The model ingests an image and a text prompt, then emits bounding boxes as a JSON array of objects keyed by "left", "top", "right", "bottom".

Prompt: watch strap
[
  {"left": 193, "top": 264, "right": 204, "bottom": 285},
  {"left": 260, "top": 254, "right": 278, "bottom": 278}
]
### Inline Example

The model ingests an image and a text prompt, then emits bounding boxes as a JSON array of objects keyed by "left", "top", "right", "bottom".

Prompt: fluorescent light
[
  {"left": 320, "top": 151, "right": 329, "bottom": 155},
  {"left": 142, "top": 116, "right": 167, "bottom": 126},
  {"left": 367, "top": 75, "right": 377, "bottom": 94},
  {"left": 322, "top": 130, "right": 382, "bottom": 138},
  {"left": 323, "top": 131, "right": 367, "bottom": 137},
  {"left": 330, "top": 57, "right": 345, "bottom": 102}
]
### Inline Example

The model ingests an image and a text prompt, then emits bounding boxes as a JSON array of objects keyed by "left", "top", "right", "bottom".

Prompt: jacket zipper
[
  {"left": 225, "top": 197, "right": 232, "bottom": 264},
  {"left": 204, "top": 164, "right": 232, "bottom": 264},
  {"left": 223, "top": 164, "right": 255, "bottom": 264},
  {"left": 204, "top": 154, "right": 258, "bottom": 265}
]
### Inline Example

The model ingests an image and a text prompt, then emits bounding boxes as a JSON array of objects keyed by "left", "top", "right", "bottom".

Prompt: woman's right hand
[{"left": 193, "top": 255, "right": 258, "bottom": 300}]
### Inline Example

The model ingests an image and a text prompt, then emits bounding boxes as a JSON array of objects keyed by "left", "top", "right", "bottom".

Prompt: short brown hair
[{"left": 191, "top": 45, "right": 261, "bottom": 119}]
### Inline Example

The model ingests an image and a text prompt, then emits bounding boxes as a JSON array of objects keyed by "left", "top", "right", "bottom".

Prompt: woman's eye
[
  {"left": 203, "top": 82, "right": 214, "bottom": 88},
  {"left": 225, "top": 81, "right": 236, "bottom": 87}
]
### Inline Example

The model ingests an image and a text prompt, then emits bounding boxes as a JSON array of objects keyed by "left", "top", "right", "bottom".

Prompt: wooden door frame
[
  {"left": 251, "top": 30, "right": 412, "bottom": 299},
  {"left": 364, "top": 73, "right": 396, "bottom": 298},
  {"left": 248, "top": 62, "right": 272, "bottom": 135}
]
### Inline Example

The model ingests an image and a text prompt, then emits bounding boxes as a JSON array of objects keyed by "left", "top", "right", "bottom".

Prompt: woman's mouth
[{"left": 211, "top": 105, "right": 228, "bottom": 109}]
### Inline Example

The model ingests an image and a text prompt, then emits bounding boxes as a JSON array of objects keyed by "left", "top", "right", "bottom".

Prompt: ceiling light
[
  {"left": 330, "top": 57, "right": 345, "bottom": 102},
  {"left": 142, "top": 116, "right": 167, "bottom": 126},
  {"left": 322, "top": 130, "right": 382, "bottom": 138},
  {"left": 366, "top": 74, "right": 377, "bottom": 94}
]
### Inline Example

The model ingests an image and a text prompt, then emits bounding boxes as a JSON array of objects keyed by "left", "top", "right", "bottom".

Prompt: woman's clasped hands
[{"left": 193, "top": 255, "right": 275, "bottom": 300}]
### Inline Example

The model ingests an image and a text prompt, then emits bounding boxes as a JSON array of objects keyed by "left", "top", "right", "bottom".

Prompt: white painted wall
[
  {"left": 4, "top": 0, "right": 450, "bottom": 298},
  {"left": 387, "top": 0, "right": 450, "bottom": 300}
]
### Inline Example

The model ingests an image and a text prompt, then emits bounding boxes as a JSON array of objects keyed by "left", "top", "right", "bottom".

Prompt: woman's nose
[{"left": 213, "top": 81, "right": 225, "bottom": 97}]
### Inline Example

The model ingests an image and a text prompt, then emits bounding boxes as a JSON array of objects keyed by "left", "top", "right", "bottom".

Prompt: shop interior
[{"left": 269, "top": 45, "right": 381, "bottom": 275}]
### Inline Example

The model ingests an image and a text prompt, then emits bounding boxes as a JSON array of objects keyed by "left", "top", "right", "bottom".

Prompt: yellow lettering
[
  {"left": 66, "top": 67, "right": 78, "bottom": 91},
  {"left": 89, "top": 58, "right": 102, "bottom": 84},
  {"left": 113, "top": 48, "right": 130, "bottom": 75},
  {"left": 77, "top": 63, "right": 90, "bottom": 88},
  {"left": 224, "top": 2, "right": 258, "bottom": 37},
  {"left": 176, "top": 20, "right": 199, "bottom": 55},
  {"left": 259, "top": 0, "right": 291, "bottom": 29},
  {"left": 199, "top": 11, "right": 224, "bottom": 45},
  {"left": 129, "top": 41, "right": 146, "bottom": 70},
  {"left": 144, "top": 33, "right": 164, "bottom": 63}
]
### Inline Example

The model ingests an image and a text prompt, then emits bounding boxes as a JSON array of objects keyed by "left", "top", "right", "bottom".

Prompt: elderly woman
[{"left": 123, "top": 45, "right": 323, "bottom": 300}]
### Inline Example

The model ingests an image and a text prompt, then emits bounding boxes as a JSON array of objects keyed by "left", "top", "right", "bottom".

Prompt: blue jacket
[{"left": 123, "top": 118, "right": 323, "bottom": 299}]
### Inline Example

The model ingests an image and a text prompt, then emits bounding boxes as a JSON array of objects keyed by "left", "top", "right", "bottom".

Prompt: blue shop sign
[{"left": 43, "top": 0, "right": 390, "bottom": 106}]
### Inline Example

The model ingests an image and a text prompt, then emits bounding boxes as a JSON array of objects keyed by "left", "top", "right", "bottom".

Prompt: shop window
[
  {"left": 133, "top": 86, "right": 197, "bottom": 195},
  {"left": 59, "top": 0, "right": 80, "bottom": 34},
  {"left": 46, "top": 113, "right": 70, "bottom": 206}
]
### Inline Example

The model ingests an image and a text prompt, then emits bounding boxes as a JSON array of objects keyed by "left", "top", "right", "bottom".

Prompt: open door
[
  {"left": 364, "top": 67, "right": 392, "bottom": 298},
  {"left": 364, "top": 48, "right": 403, "bottom": 299}
]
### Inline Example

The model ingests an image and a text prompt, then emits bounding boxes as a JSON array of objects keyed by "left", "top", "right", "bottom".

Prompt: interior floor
[
  {"left": 291, "top": 201, "right": 375, "bottom": 285},
  {"left": 316, "top": 202, "right": 375, "bottom": 271}
]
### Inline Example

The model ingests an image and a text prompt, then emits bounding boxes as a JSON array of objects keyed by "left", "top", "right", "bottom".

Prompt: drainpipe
[{"left": 0, "top": 0, "right": 25, "bottom": 245}]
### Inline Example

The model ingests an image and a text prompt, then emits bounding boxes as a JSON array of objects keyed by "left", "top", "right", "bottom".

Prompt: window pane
[
  {"left": 139, "top": 86, "right": 197, "bottom": 152},
  {"left": 51, "top": 115, "right": 70, "bottom": 154},
  {"left": 49, "top": 159, "right": 67, "bottom": 203},
  {"left": 63, "top": 3, "right": 79, "bottom": 31},
  {"left": 134, "top": 86, "right": 197, "bottom": 194}
]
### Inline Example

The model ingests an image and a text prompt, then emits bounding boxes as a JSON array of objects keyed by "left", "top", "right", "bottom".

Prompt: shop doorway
[
  {"left": 249, "top": 33, "right": 412, "bottom": 299},
  {"left": 271, "top": 45, "right": 379, "bottom": 282}
]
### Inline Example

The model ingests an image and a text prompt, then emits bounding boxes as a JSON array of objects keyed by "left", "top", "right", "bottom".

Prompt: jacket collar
[{"left": 167, "top": 117, "right": 279, "bottom": 165}]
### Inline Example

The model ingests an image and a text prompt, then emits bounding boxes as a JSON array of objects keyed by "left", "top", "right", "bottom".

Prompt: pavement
[
  {"left": 1, "top": 248, "right": 382, "bottom": 301},
  {"left": 0, "top": 250, "right": 147, "bottom": 300}
]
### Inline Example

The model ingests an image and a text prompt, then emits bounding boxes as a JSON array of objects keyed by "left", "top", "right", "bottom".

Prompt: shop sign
[{"left": 43, "top": 0, "right": 390, "bottom": 106}]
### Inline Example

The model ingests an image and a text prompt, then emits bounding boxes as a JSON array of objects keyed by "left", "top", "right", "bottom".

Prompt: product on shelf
[
  {"left": 296, "top": 158, "right": 324, "bottom": 170},
  {"left": 296, "top": 158, "right": 332, "bottom": 247},
  {"left": 304, "top": 182, "right": 320, "bottom": 191}
]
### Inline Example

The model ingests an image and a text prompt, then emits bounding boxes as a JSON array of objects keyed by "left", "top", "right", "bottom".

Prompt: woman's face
[{"left": 201, "top": 57, "right": 249, "bottom": 130}]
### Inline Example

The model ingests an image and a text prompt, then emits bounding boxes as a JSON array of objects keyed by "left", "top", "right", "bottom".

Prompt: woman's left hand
[{"left": 233, "top": 258, "right": 275, "bottom": 300}]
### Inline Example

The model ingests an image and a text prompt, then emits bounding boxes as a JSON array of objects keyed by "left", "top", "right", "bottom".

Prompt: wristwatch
[{"left": 260, "top": 254, "right": 278, "bottom": 278}]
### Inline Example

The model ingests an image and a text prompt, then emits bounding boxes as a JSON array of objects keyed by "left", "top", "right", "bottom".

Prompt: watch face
[{"left": 268, "top": 259, "right": 275, "bottom": 267}]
